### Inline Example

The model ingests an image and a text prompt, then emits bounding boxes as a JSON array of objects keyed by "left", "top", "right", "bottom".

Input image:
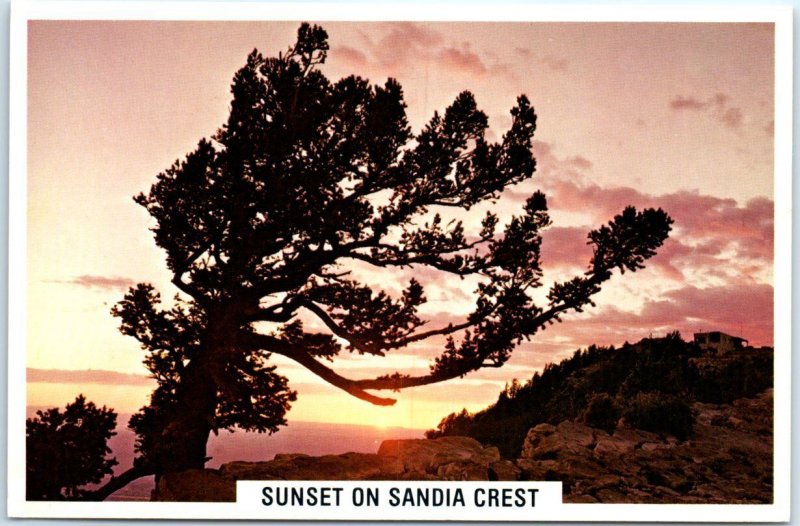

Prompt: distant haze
[{"left": 27, "top": 409, "right": 424, "bottom": 501}]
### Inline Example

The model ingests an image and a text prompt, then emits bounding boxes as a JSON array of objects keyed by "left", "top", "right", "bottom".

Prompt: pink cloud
[
  {"left": 546, "top": 282, "right": 773, "bottom": 348},
  {"left": 539, "top": 178, "right": 773, "bottom": 270},
  {"left": 540, "top": 226, "right": 592, "bottom": 269},
  {"left": 644, "top": 237, "right": 728, "bottom": 281},
  {"left": 52, "top": 274, "right": 135, "bottom": 290},
  {"left": 669, "top": 92, "right": 744, "bottom": 129},
  {"left": 513, "top": 47, "right": 568, "bottom": 71},
  {"left": 339, "top": 23, "right": 523, "bottom": 84},
  {"left": 368, "top": 23, "right": 444, "bottom": 71},
  {"left": 567, "top": 155, "right": 592, "bottom": 169},
  {"left": 657, "top": 194, "right": 773, "bottom": 256},
  {"left": 382, "top": 22, "right": 443, "bottom": 48},
  {"left": 511, "top": 141, "right": 773, "bottom": 286},
  {"left": 670, "top": 96, "right": 707, "bottom": 110},
  {"left": 511, "top": 138, "right": 773, "bottom": 284},
  {"left": 530, "top": 140, "right": 588, "bottom": 183},
  {"left": 438, "top": 46, "right": 487, "bottom": 76},
  {"left": 334, "top": 45, "right": 368, "bottom": 66},
  {"left": 720, "top": 107, "right": 743, "bottom": 128}
]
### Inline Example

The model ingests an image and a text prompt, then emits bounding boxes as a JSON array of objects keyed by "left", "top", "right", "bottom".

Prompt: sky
[{"left": 26, "top": 21, "right": 775, "bottom": 430}]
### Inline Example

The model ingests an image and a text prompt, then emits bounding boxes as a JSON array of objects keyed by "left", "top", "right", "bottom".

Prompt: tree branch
[
  {"left": 246, "top": 333, "right": 397, "bottom": 406},
  {"left": 248, "top": 273, "right": 603, "bottom": 400},
  {"left": 353, "top": 370, "right": 462, "bottom": 391},
  {"left": 82, "top": 466, "right": 153, "bottom": 502},
  {"left": 297, "top": 298, "right": 384, "bottom": 356},
  {"left": 170, "top": 243, "right": 213, "bottom": 299},
  {"left": 346, "top": 252, "right": 479, "bottom": 276},
  {"left": 523, "top": 273, "right": 605, "bottom": 332},
  {"left": 171, "top": 275, "right": 198, "bottom": 298},
  {"left": 386, "top": 320, "right": 474, "bottom": 349},
  {"left": 246, "top": 296, "right": 301, "bottom": 322}
]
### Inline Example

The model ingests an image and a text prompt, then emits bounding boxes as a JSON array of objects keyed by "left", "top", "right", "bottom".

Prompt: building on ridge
[{"left": 693, "top": 331, "right": 748, "bottom": 354}]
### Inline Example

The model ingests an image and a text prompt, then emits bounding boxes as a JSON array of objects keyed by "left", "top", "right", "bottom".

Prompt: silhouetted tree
[
  {"left": 26, "top": 396, "right": 117, "bottom": 500},
  {"left": 109, "top": 23, "right": 672, "bottom": 478}
]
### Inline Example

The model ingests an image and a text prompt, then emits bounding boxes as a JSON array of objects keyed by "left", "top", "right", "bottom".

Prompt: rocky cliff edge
[{"left": 154, "top": 389, "right": 771, "bottom": 504}]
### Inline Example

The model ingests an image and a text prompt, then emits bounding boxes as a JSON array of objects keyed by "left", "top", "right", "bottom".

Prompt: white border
[
  {"left": 6, "top": 1, "right": 793, "bottom": 22},
  {"left": 7, "top": 0, "right": 28, "bottom": 516},
  {"left": 772, "top": 6, "right": 794, "bottom": 523},
  {"left": 7, "top": 2, "right": 793, "bottom": 522}
]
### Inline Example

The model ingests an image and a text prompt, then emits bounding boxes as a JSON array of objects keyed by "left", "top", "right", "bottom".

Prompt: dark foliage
[
  {"left": 26, "top": 396, "right": 118, "bottom": 500},
  {"left": 428, "top": 333, "right": 773, "bottom": 457},
  {"left": 581, "top": 393, "right": 619, "bottom": 434},
  {"left": 622, "top": 392, "right": 693, "bottom": 440},
  {"left": 108, "top": 23, "right": 672, "bottom": 474},
  {"left": 691, "top": 351, "right": 774, "bottom": 404},
  {"left": 112, "top": 285, "right": 296, "bottom": 470}
]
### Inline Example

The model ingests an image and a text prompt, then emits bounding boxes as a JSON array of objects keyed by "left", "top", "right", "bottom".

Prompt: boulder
[
  {"left": 516, "top": 458, "right": 559, "bottom": 481},
  {"left": 436, "top": 461, "right": 489, "bottom": 480},
  {"left": 518, "top": 423, "right": 555, "bottom": 458},
  {"left": 593, "top": 435, "right": 636, "bottom": 457},
  {"left": 489, "top": 460, "right": 521, "bottom": 481},
  {"left": 521, "top": 421, "right": 597, "bottom": 460},
  {"left": 377, "top": 436, "right": 497, "bottom": 475}
]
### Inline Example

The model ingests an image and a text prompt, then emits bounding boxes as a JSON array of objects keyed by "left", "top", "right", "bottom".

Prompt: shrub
[
  {"left": 581, "top": 393, "right": 619, "bottom": 433},
  {"left": 622, "top": 392, "right": 693, "bottom": 440}
]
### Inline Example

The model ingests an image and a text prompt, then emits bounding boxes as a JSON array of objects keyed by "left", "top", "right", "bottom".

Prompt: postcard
[{"left": 7, "top": 1, "right": 792, "bottom": 522}]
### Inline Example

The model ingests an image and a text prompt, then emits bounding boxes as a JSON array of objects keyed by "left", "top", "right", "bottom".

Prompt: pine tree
[{"left": 110, "top": 23, "right": 672, "bottom": 477}]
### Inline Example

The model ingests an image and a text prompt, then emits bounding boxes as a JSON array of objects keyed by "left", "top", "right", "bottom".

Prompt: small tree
[
  {"left": 109, "top": 23, "right": 672, "bottom": 478},
  {"left": 26, "top": 395, "right": 117, "bottom": 500},
  {"left": 581, "top": 393, "right": 619, "bottom": 433}
]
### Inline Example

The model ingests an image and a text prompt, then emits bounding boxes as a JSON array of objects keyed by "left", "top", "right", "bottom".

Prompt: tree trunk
[
  {"left": 155, "top": 306, "right": 244, "bottom": 475},
  {"left": 158, "top": 354, "right": 219, "bottom": 473}
]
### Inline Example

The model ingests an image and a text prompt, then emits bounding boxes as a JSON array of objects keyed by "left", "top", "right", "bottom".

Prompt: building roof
[{"left": 693, "top": 331, "right": 748, "bottom": 343}]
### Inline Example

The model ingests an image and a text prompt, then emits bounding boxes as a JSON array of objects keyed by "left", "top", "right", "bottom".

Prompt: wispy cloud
[
  {"left": 27, "top": 368, "right": 153, "bottom": 386},
  {"left": 438, "top": 45, "right": 487, "bottom": 76},
  {"left": 51, "top": 274, "right": 135, "bottom": 290},
  {"left": 513, "top": 46, "right": 568, "bottom": 71},
  {"left": 341, "top": 22, "right": 444, "bottom": 73},
  {"left": 331, "top": 23, "right": 528, "bottom": 84},
  {"left": 334, "top": 45, "right": 368, "bottom": 67},
  {"left": 669, "top": 96, "right": 708, "bottom": 111},
  {"left": 670, "top": 93, "right": 744, "bottom": 129}
]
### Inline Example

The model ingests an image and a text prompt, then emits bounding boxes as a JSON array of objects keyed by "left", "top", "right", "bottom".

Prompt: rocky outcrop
[
  {"left": 517, "top": 389, "right": 773, "bottom": 503},
  {"left": 155, "top": 390, "right": 772, "bottom": 504},
  {"left": 154, "top": 436, "right": 507, "bottom": 501}
]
